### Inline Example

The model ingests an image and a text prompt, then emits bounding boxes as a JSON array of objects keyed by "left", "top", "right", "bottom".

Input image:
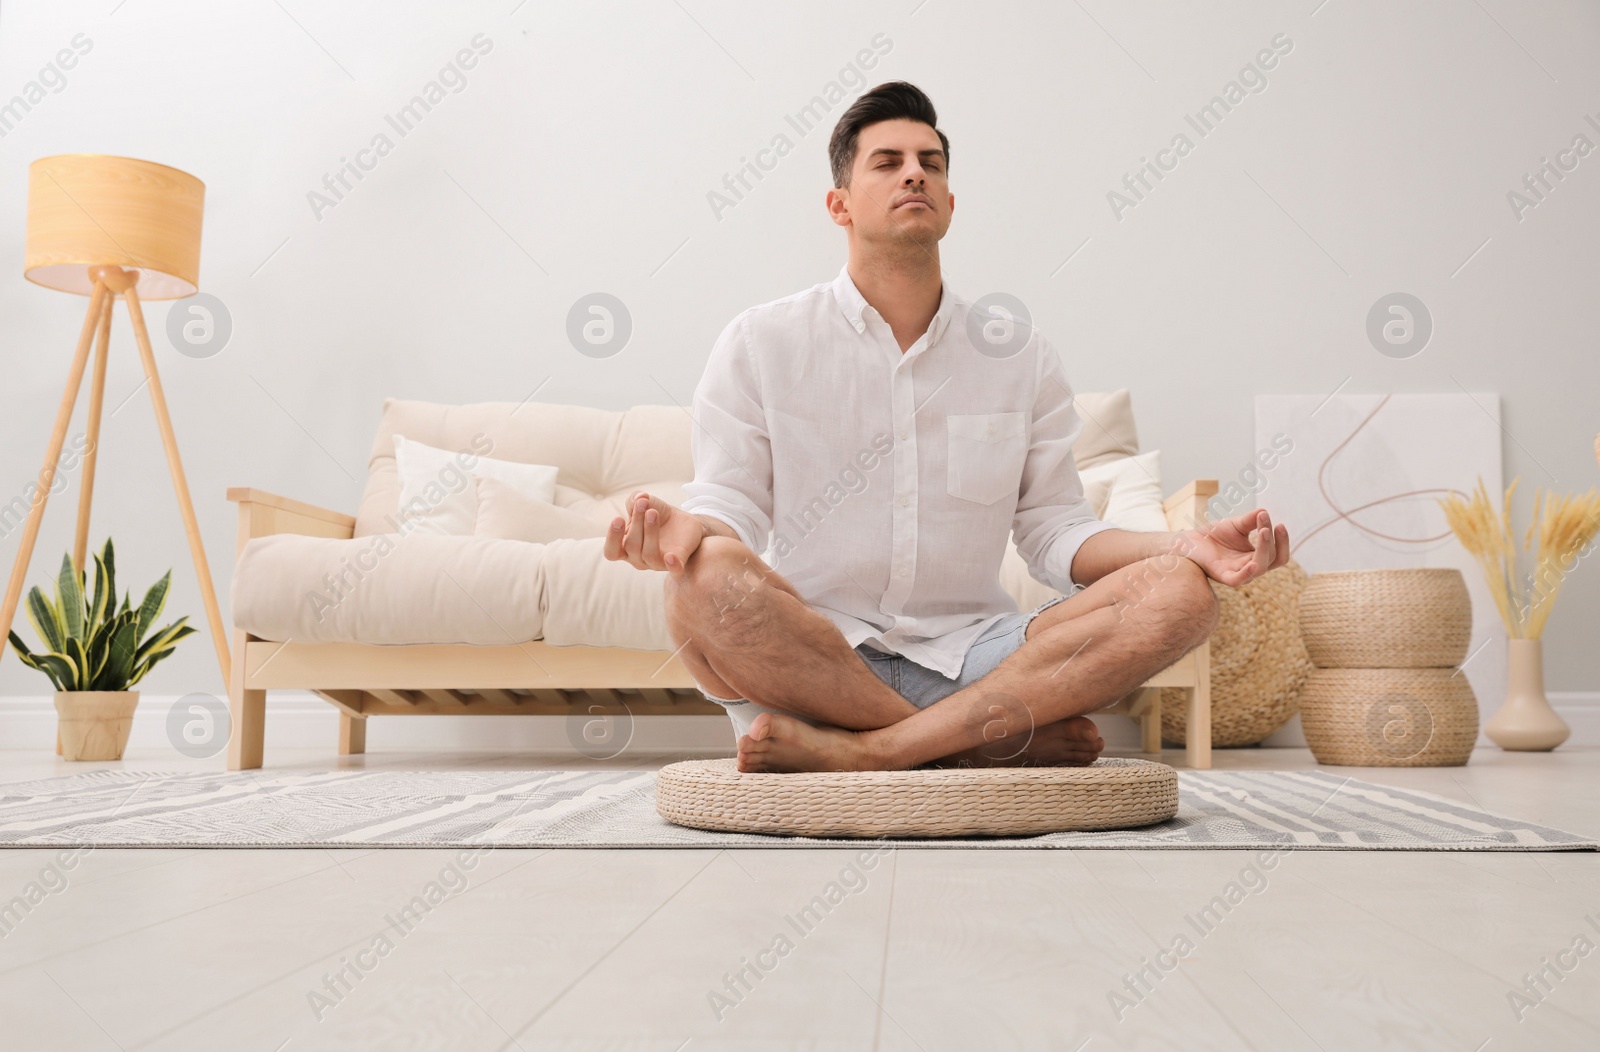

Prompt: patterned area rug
[{"left": 0, "top": 767, "right": 1593, "bottom": 850}]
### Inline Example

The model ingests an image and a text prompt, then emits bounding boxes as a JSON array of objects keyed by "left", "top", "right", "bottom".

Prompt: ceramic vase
[{"left": 1484, "top": 639, "right": 1569, "bottom": 751}]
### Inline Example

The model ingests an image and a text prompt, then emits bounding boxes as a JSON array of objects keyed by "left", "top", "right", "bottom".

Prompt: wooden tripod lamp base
[{"left": 0, "top": 156, "right": 232, "bottom": 750}]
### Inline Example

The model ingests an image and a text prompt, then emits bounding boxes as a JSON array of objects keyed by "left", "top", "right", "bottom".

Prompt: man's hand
[
  {"left": 603, "top": 490, "right": 704, "bottom": 576},
  {"left": 1176, "top": 508, "right": 1290, "bottom": 588}
]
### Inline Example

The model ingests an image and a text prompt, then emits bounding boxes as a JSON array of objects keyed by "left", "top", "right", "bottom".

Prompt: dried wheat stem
[{"left": 1439, "top": 475, "right": 1600, "bottom": 640}]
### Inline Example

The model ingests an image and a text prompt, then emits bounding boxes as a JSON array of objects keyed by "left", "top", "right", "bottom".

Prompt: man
[{"left": 603, "top": 81, "right": 1289, "bottom": 773}]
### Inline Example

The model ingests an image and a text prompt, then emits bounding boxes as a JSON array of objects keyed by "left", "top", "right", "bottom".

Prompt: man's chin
[{"left": 890, "top": 227, "right": 943, "bottom": 251}]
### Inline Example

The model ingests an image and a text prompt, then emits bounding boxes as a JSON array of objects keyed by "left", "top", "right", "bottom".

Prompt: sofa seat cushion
[{"left": 232, "top": 533, "right": 676, "bottom": 651}]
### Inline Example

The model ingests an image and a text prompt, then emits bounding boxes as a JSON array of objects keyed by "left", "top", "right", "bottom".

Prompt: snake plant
[{"left": 7, "top": 538, "right": 197, "bottom": 692}]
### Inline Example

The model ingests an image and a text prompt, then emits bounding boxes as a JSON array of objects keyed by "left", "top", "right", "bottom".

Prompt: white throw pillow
[
  {"left": 393, "top": 435, "right": 559, "bottom": 535},
  {"left": 470, "top": 451, "right": 560, "bottom": 503},
  {"left": 473, "top": 473, "right": 606, "bottom": 543},
  {"left": 1082, "top": 475, "right": 1113, "bottom": 521},
  {"left": 1078, "top": 450, "right": 1168, "bottom": 532}
]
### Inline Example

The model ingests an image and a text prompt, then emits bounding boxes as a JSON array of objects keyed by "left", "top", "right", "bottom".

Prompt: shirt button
[
  {"left": 898, "top": 569, "right": 907, "bottom": 577},
  {"left": 899, "top": 496, "right": 908, "bottom": 507},
  {"left": 898, "top": 430, "right": 907, "bottom": 440},
  {"left": 987, "top": 423, "right": 996, "bottom": 436}
]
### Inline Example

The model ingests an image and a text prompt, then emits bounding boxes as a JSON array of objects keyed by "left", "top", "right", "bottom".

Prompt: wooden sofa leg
[
  {"left": 1185, "top": 643, "right": 1212, "bottom": 770},
  {"left": 228, "top": 687, "right": 265, "bottom": 770},
  {"left": 1140, "top": 689, "right": 1163, "bottom": 755},
  {"left": 339, "top": 714, "right": 367, "bottom": 756},
  {"left": 227, "top": 629, "right": 264, "bottom": 771}
]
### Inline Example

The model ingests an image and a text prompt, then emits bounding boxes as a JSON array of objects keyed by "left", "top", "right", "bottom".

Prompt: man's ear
[{"left": 832, "top": 186, "right": 857, "bottom": 227}]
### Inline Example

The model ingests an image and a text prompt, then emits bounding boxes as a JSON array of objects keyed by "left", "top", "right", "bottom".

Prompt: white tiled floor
[{"left": 0, "top": 744, "right": 1597, "bottom": 1051}]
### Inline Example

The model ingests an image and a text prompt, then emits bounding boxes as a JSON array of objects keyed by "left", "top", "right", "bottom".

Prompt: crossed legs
[{"left": 664, "top": 536, "right": 1218, "bottom": 773}]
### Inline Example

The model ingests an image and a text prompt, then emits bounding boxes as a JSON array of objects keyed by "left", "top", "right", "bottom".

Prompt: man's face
[{"left": 829, "top": 118, "right": 952, "bottom": 251}]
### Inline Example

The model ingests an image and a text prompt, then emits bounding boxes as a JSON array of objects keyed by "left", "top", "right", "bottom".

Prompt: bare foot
[
  {"left": 931, "top": 716, "right": 1104, "bottom": 769},
  {"left": 736, "top": 711, "right": 890, "bottom": 773}
]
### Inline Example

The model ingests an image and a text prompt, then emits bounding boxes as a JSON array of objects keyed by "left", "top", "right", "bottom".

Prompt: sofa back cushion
[
  {"left": 1070, "top": 388, "right": 1140, "bottom": 469},
  {"left": 354, "top": 392, "right": 1138, "bottom": 538},
  {"left": 354, "top": 399, "right": 693, "bottom": 538}
]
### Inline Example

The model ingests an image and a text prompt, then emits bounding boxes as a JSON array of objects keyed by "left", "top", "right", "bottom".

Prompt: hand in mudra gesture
[
  {"left": 1179, "top": 508, "right": 1290, "bottom": 588},
  {"left": 602, "top": 490, "right": 704, "bottom": 576}
]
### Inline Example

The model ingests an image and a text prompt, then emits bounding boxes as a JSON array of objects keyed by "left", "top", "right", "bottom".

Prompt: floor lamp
[{"left": 0, "top": 155, "right": 232, "bottom": 751}]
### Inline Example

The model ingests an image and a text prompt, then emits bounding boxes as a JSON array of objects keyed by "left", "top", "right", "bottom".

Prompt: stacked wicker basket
[{"left": 1295, "top": 569, "right": 1479, "bottom": 766}]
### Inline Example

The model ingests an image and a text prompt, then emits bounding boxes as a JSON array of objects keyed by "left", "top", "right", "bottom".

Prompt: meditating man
[{"left": 603, "top": 81, "right": 1290, "bottom": 773}]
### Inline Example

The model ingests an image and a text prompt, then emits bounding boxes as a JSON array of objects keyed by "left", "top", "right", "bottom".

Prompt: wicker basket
[
  {"left": 1297, "top": 569, "right": 1471, "bottom": 669},
  {"left": 1298, "top": 667, "right": 1478, "bottom": 766},
  {"left": 1159, "top": 559, "right": 1314, "bottom": 747},
  {"left": 654, "top": 757, "right": 1178, "bottom": 838}
]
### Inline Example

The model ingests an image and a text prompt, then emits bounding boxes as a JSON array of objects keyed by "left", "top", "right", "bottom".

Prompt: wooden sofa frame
[{"left": 225, "top": 479, "right": 1219, "bottom": 770}]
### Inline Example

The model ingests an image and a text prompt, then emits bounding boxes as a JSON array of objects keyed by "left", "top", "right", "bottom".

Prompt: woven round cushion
[
  {"left": 1298, "top": 667, "right": 1479, "bottom": 766},
  {"left": 655, "top": 757, "right": 1178, "bottom": 838},
  {"left": 1159, "top": 558, "right": 1314, "bottom": 747},
  {"left": 1297, "top": 569, "right": 1471, "bottom": 669}
]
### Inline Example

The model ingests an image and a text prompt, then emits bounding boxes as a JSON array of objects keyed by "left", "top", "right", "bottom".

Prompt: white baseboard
[
  {"left": 1258, "top": 692, "right": 1600, "bottom": 748},
  {"left": 0, "top": 692, "right": 737, "bottom": 757},
  {"left": 1552, "top": 692, "right": 1600, "bottom": 741},
  {"left": 2, "top": 691, "right": 1596, "bottom": 760}
]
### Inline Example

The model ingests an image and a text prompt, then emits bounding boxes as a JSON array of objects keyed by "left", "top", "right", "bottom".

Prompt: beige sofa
[{"left": 226, "top": 394, "right": 1217, "bottom": 769}]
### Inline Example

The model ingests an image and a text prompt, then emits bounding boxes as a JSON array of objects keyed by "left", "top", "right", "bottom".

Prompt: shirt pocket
[{"left": 946, "top": 412, "right": 1028, "bottom": 506}]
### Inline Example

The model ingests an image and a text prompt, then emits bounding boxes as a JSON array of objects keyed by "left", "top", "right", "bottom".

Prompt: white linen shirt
[{"left": 680, "top": 263, "right": 1120, "bottom": 680}]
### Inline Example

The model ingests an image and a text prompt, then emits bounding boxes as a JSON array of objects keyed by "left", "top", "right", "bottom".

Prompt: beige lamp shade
[{"left": 25, "top": 154, "right": 204, "bottom": 300}]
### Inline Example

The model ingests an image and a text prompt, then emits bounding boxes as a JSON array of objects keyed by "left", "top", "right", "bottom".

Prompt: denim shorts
[{"left": 700, "top": 594, "right": 1068, "bottom": 740}]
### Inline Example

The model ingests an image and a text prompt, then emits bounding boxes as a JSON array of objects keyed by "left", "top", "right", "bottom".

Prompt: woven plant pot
[
  {"left": 1297, "top": 569, "right": 1471, "bottom": 669},
  {"left": 1298, "top": 668, "right": 1478, "bottom": 766},
  {"left": 1159, "top": 559, "right": 1314, "bottom": 747}
]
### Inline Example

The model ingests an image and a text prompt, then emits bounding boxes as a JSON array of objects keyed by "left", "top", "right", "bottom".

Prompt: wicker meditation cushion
[{"left": 654, "top": 757, "right": 1178, "bottom": 838}]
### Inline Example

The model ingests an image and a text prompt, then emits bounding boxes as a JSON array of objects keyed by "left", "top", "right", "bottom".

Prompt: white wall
[{"left": 2, "top": 1, "right": 1597, "bottom": 717}]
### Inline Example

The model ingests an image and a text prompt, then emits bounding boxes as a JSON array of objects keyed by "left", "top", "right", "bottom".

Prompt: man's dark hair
[{"left": 828, "top": 80, "right": 950, "bottom": 190}]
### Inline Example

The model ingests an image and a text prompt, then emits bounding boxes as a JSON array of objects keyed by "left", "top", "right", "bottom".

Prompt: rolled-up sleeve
[
  {"left": 1012, "top": 335, "right": 1120, "bottom": 594},
  {"left": 680, "top": 313, "right": 774, "bottom": 553}
]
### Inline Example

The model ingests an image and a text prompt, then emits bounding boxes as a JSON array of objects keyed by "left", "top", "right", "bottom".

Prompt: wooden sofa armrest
[
  {"left": 227, "top": 487, "right": 356, "bottom": 556},
  {"left": 226, "top": 487, "right": 357, "bottom": 771},
  {"left": 1162, "top": 479, "right": 1219, "bottom": 532}
]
